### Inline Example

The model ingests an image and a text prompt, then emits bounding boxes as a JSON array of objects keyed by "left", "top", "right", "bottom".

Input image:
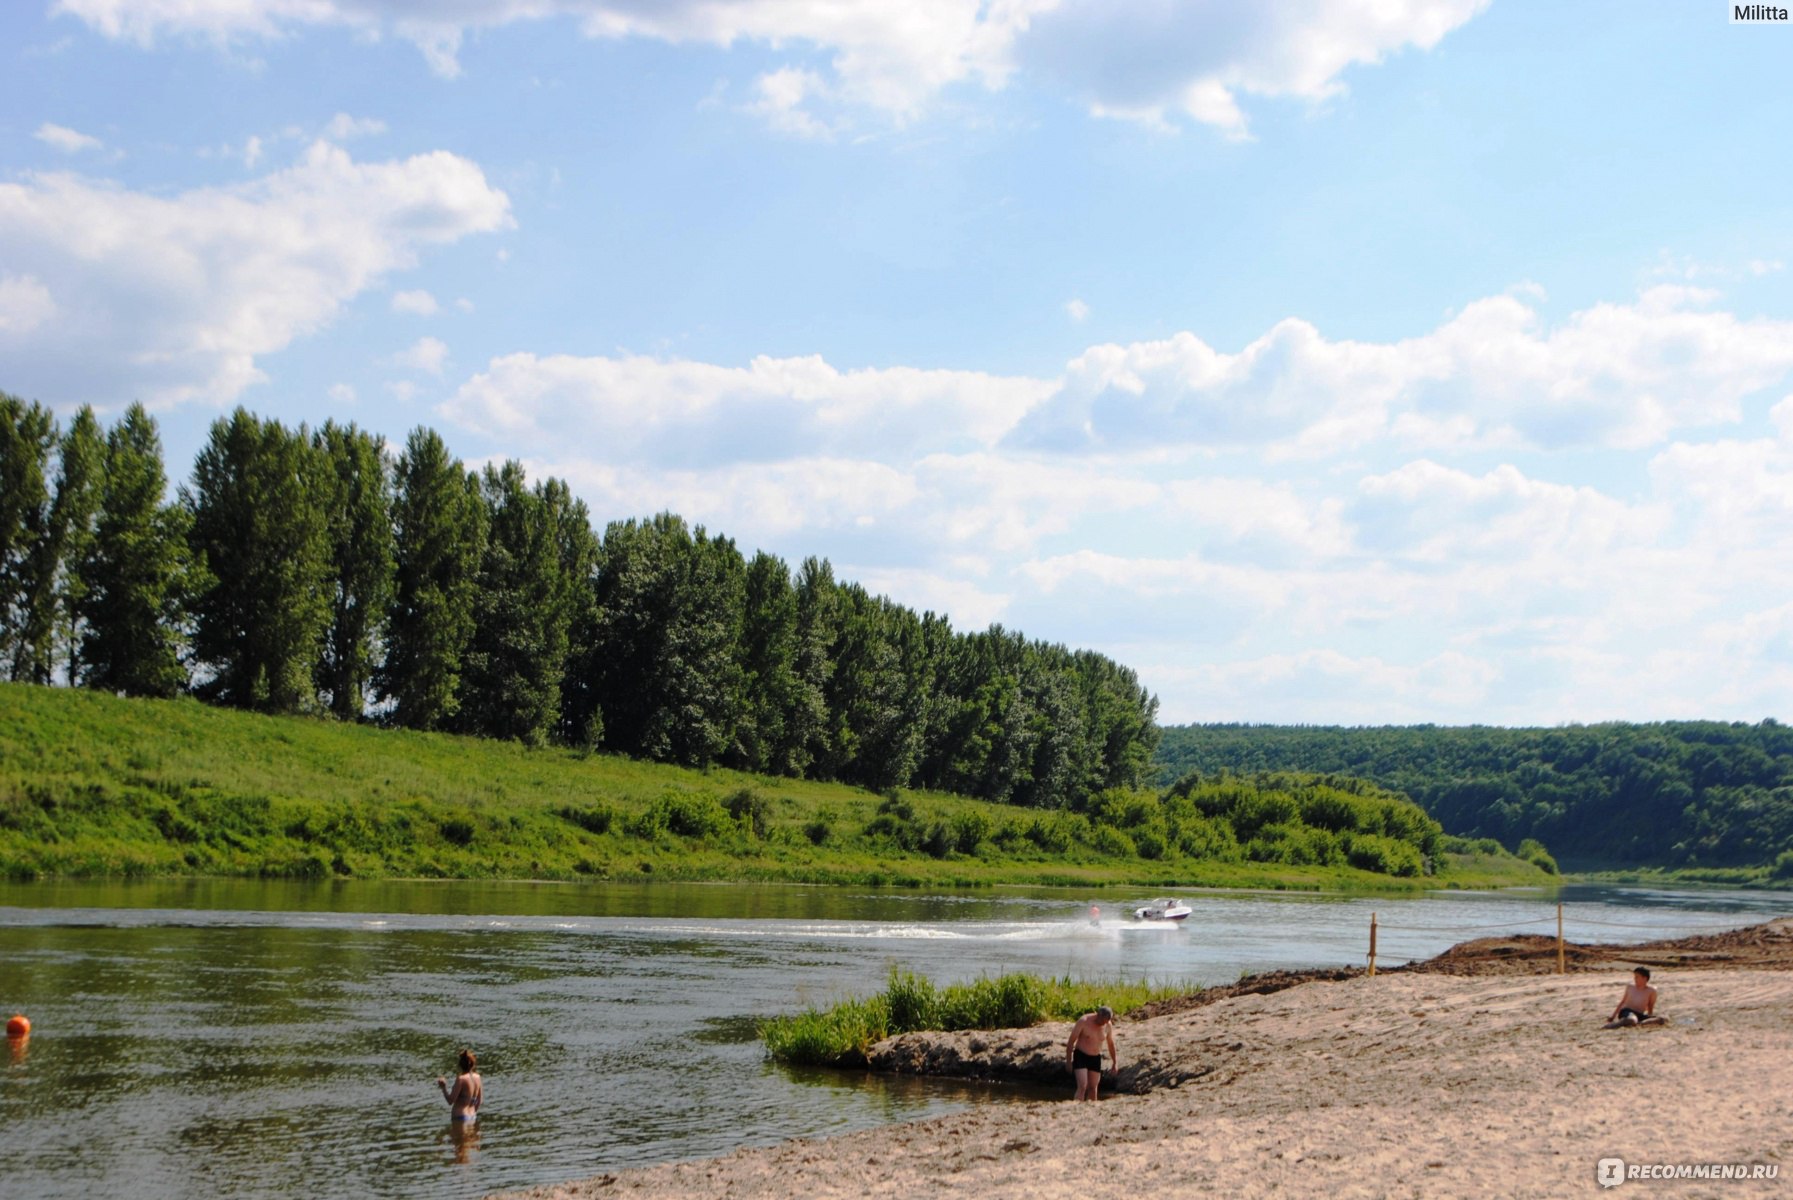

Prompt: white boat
[{"left": 1132, "top": 898, "right": 1192, "bottom": 922}]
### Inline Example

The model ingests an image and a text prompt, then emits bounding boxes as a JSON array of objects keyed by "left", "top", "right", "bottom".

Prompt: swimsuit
[
  {"left": 1072, "top": 1048, "right": 1103, "bottom": 1072},
  {"left": 1617, "top": 1007, "right": 1649, "bottom": 1021}
]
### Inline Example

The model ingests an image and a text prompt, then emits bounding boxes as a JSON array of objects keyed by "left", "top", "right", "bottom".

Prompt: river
[{"left": 1, "top": 879, "right": 1785, "bottom": 1200}]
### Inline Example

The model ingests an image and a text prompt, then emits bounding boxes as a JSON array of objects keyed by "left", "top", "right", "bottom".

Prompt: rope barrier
[{"left": 1358, "top": 907, "right": 1771, "bottom": 973}]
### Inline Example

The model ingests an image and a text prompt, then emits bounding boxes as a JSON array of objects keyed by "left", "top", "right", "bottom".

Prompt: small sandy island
[{"left": 499, "top": 919, "right": 1793, "bottom": 1200}]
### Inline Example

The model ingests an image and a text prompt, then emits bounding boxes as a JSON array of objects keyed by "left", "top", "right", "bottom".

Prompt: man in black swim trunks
[{"left": 1065, "top": 1005, "right": 1118, "bottom": 1101}]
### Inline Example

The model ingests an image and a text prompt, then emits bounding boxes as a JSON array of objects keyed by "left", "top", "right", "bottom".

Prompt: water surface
[{"left": 1, "top": 879, "right": 1784, "bottom": 1200}]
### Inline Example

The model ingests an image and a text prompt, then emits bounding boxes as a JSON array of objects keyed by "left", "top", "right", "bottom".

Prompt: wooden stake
[
  {"left": 1368, "top": 912, "right": 1378, "bottom": 977},
  {"left": 1557, "top": 902, "right": 1565, "bottom": 975}
]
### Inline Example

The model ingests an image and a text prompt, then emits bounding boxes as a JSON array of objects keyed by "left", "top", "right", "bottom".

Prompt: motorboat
[{"left": 1132, "top": 898, "right": 1192, "bottom": 922}]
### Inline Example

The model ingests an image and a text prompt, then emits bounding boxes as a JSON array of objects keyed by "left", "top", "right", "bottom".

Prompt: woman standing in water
[{"left": 437, "top": 1049, "right": 483, "bottom": 1122}]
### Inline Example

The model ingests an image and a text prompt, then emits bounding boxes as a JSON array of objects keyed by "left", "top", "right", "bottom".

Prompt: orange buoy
[{"left": 6, "top": 1014, "right": 29, "bottom": 1038}]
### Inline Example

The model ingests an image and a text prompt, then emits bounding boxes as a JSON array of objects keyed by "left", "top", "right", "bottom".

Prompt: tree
[
  {"left": 458, "top": 461, "right": 568, "bottom": 746},
  {"left": 779, "top": 556, "right": 836, "bottom": 776},
  {"left": 314, "top": 421, "right": 394, "bottom": 720},
  {"left": 736, "top": 550, "right": 802, "bottom": 774},
  {"left": 541, "top": 477, "right": 603, "bottom": 750},
  {"left": 588, "top": 513, "right": 744, "bottom": 766},
  {"left": 379, "top": 427, "right": 486, "bottom": 731},
  {"left": 77, "top": 404, "right": 190, "bottom": 697},
  {"left": 186, "top": 409, "right": 332, "bottom": 713},
  {"left": 0, "top": 392, "right": 56, "bottom": 679}
]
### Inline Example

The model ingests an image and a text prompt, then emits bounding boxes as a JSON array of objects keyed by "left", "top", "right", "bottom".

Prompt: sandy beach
[{"left": 499, "top": 922, "right": 1793, "bottom": 1200}]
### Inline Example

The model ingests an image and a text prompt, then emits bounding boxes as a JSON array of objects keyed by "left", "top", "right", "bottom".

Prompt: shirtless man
[
  {"left": 437, "top": 1048, "right": 484, "bottom": 1121},
  {"left": 1065, "top": 1006, "right": 1118, "bottom": 1101},
  {"left": 1604, "top": 967, "right": 1661, "bottom": 1027}
]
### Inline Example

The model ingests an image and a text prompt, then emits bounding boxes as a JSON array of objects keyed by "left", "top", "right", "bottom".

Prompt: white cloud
[
  {"left": 1012, "top": 287, "right": 1793, "bottom": 456},
  {"left": 1011, "top": 0, "right": 1492, "bottom": 135},
  {"left": 327, "top": 382, "right": 356, "bottom": 404},
  {"left": 391, "top": 288, "right": 440, "bottom": 315},
  {"left": 57, "top": 0, "right": 1483, "bottom": 134},
  {"left": 33, "top": 122, "right": 104, "bottom": 154},
  {"left": 0, "top": 274, "right": 58, "bottom": 335},
  {"left": 744, "top": 68, "right": 837, "bottom": 139},
  {"left": 443, "top": 350, "right": 1054, "bottom": 465},
  {"left": 846, "top": 566, "right": 1011, "bottom": 630},
  {"left": 390, "top": 335, "right": 450, "bottom": 375},
  {"left": 324, "top": 113, "right": 387, "bottom": 140},
  {"left": 0, "top": 140, "right": 511, "bottom": 407},
  {"left": 1065, "top": 297, "right": 1090, "bottom": 322}
]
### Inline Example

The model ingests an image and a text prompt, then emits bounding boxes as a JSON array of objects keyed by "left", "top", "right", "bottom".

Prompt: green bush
[
  {"left": 1090, "top": 825, "right": 1136, "bottom": 858},
  {"left": 558, "top": 804, "right": 614, "bottom": 835},
  {"left": 1769, "top": 848, "right": 1793, "bottom": 880},
  {"left": 628, "top": 791, "right": 732, "bottom": 841},
  {"left": 725, "top": 788, "right": 771, "bottom": 839}
]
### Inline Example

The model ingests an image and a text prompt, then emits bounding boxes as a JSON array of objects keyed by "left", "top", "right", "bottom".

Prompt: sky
[{"left": 4, "top": 1, "right": 1793, "bottom": 728}]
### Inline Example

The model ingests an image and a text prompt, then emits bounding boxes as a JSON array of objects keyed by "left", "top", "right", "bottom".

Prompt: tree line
[
  {"left": 0, "top": 393, "right": 1159, "bottom": 807},
  {"left": 1155, "top": 721, "right": 1793, "bottom": 869}
]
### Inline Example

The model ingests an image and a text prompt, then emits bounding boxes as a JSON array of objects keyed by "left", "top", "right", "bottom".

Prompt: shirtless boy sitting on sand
[
  {"left": 1604, "top": 967, "right": 1663, "bottom": 1028},
  {"left": 1065, "top": 1006, "right": 1118, "bottom": 1101}
]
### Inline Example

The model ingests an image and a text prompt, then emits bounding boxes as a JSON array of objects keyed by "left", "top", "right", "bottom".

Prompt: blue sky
[{"left": 5, "top": 1, "right": 1793, "bottom": 726}]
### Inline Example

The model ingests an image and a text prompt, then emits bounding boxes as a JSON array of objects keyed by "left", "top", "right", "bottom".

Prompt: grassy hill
[{"left": 0, "top": 684, "right": 1550, "bottom": 890}]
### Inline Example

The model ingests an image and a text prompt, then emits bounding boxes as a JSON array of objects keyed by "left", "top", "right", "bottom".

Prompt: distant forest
[
  {"left": 1155, "top": 722, "right": 1793, "bottom": 870},
  {"left": 0, "top": 393, "right": 1159, "bottom": 808}
]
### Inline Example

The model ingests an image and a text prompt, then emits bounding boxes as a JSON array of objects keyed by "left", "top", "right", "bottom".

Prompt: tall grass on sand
[{"left": 760, "top": 968, "right": 1190, "bottom": 1066}]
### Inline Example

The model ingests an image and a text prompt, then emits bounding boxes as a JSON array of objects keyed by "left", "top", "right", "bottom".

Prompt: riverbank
[
  {"left": 0, "top": 683, "right": 1547, "bottom": 891},
  {"left": 500, "top": 920, "right": 1793, "bottom": 1200}
]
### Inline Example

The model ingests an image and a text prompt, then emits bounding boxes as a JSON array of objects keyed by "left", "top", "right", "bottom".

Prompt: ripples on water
[{"left": 0, "top": 880, "right": 1784, "bottom": 1200}]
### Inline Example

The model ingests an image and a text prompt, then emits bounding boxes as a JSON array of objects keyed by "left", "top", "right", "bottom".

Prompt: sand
[{"left": 497, "top": 923, "right": 1793, "bottom": 1200}]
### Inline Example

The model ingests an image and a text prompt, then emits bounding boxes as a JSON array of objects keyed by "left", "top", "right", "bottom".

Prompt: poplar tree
[
  {"left": 541, "top": 477, "right": 603, "bottom": 750},
  {"left": 737, "top": 550, "right": 801, "bottom": 774},
  {"left": 458, "top": 460, "right": 567, "bottom": 745},
  {"left": 77, "top": 404, "right": 189, "bottom": 697},
  {"left": 186, "top": 409, "right": 332, "bottom": 713},
  {"left": 0, "top": 392, "right": 55, "bottom": 678},
  {"left": 314, "top": 421, "right": 395, "bottom": 720},
  {"left": 12, "top": 407, "right": 106, "bottom": 684},
  {"left": 379, "top": 427, "right": 486, "bottom": 731},
  {"left": 589, "top": 513, "right": 744, "bottom": 766},
  {"left": 46, "top": 407, "right": 105, "bottom": 683}
]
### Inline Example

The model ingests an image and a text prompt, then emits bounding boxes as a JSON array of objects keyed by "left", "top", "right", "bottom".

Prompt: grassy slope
[{"left": 0, "top": 683, "right": 1549, "bottom": 890}]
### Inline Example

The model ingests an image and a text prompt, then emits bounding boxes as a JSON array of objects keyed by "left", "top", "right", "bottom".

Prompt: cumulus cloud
[
  {"left": 323, "top": 112, "right": 387, "bottom": 140},
  {"left": 0, "top": 140, "right": 511, "bottom": 407},
  {"left": 443, "top": 350, "right": 1054, "bottom": 465},
  {"left": 1010, "top": 287, "right": 1793, "bottom": 456},
  {"left": 33, "top": 122, "right": 104, "bottom": 154},
  {"left": 56, "top": 0, "right": 1483, "bottom": 134},
  {"left": 1016, "top": 0, "right": 1490, "bottom": 136},
  {"left": 391, "top": 288, "right": 440, "bottom": 315},
  {"left": 744, "top": 67, "right": 838, "bottom": 139},
  {"left": 390, "top": 335, "right": 450, "bottom": 375},
  {"left": 0, "top": 274, "right": 58, "bottom": 335}
]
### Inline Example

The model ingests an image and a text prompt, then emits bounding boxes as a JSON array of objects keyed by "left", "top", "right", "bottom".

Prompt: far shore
[{"left": 497, "top": 919, "right": 1793, "bottom": 1200}]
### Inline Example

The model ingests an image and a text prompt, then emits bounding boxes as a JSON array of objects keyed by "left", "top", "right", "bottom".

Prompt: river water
[{"left": 1, "top": 879, "right": 1786, "bottom": 1200}]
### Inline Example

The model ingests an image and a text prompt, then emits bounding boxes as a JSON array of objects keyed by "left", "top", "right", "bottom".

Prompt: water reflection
[{"left": 444, "top": 1119, "right": 481, "bottom": 1165}]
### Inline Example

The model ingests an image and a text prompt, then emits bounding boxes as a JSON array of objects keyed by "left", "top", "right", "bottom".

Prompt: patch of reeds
[{"left": 759, "top": 967, "right": 1191, "bottom": 1066}]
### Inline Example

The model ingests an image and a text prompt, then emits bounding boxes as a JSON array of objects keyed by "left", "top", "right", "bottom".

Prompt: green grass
[
  {"left": 0, "top": 683, "right": 1553, "bottom": 890},
  {"left": 759, "top": 968, "right": 1187, "bottom": 1065}
]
